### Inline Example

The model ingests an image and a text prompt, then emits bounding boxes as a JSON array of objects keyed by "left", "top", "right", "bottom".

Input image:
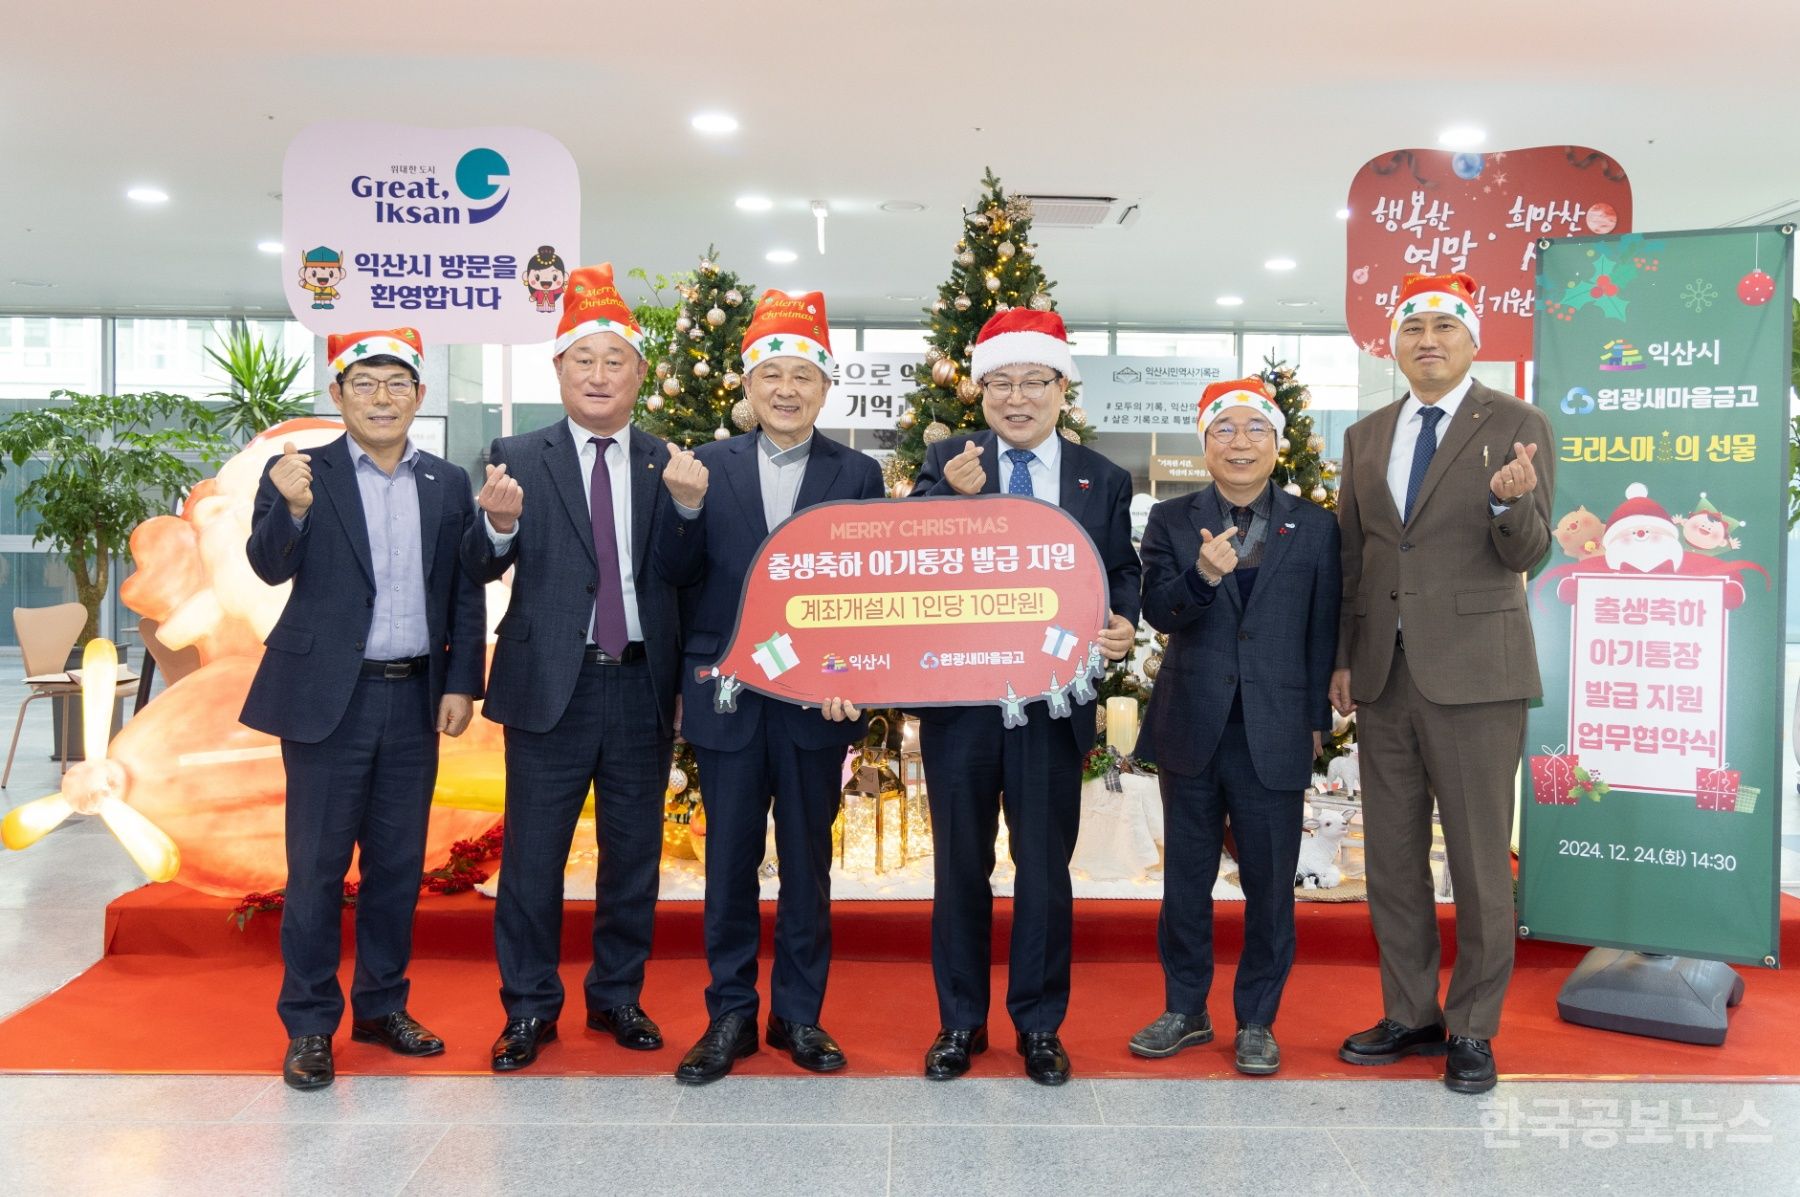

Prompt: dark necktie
[
  {"left": 588, "top": 436, "right": 629, "bottom": 655},
  {"left": 1232, "top": 504, "right": 1254, "bottom": 542},
  {"left": 1403, "top": 405, "right": 1446, "bottom": 523},
  {"left": 1005, "top": 449, "right": 1036, "bottom": 496}
]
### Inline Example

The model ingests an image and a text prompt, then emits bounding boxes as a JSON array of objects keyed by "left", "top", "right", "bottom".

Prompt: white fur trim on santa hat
[
  {"left": 1387, "top": 291, "right": 1481, "bottom": 352},
  {"left": 554, "top": 318, "right": 644, "bottom": 359},
  {"left": 969, "top": 329, "right": 1081, "bottom": 384},
  {"left": 743, "top": 334, "right": 834, "bottom": 377},
  {"left": 1198, "top": 390, "right": 1286, "bottom": 435},
  {"left": 330, "top": 335, "right": 422, "bottom": 376}
]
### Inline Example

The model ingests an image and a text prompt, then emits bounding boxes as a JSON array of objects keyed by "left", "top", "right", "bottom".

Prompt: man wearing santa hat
[
  {"left": 911, "top": 308, "right": 1140, "bottom": 1085},
  {"left": 243, "top": 327, "right": 486, "bottom": 1089},
  {"left": 461, "top": 265, "right": 685, "bottom": 1072},
  {"left": 654, "top": 290, "right": 884, "bottom": 1083},
  {"left": 1330, "top": 272, "right": 1554, "bottom": 1094}
]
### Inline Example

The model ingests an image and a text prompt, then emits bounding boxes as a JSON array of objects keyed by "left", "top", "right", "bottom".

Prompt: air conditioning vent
[{"left": 1013, "top": 194, "right": 1142, "bottom": 229}]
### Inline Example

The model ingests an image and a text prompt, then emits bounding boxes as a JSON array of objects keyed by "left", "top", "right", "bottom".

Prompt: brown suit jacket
[{"left": 1335, "top": 379, "right": 1554, "bottom": 706}]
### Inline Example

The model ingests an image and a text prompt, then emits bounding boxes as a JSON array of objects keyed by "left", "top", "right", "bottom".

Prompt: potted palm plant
[{"left": 205, "top": 325, "right": 319, "bottom": 443}]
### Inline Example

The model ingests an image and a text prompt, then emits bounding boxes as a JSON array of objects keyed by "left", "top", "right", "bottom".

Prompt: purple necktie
[{"left": 588, "top": 437, "right": 629, "bottom": 655}]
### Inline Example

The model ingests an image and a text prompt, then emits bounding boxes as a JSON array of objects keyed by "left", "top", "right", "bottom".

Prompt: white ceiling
[{"left": 6, "top": 0, "right": 1798, "bottom": 329}]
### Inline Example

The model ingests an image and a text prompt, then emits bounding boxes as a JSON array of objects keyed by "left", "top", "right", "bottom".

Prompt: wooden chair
[
  {"left": 133, "top": 616, "right": 201, "bottom": 712},
  {"left": 4, "top": 603, "right": 140, "bottom": 787}
]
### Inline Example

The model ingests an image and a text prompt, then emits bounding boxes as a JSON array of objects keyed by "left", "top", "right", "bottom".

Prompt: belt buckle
[{"left": 383, "top": 661, "right": 411, "bottom": 680}]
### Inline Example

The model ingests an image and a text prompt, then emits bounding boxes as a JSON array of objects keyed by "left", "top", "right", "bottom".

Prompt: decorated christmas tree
[
  {"left": 889, "top": 168, "right": 1090, "bottom": 491},
  {"left": 1259, "top": 353, "right": 1336, "bottom": 507},
  {"left": 637, "top": 247, "right": 759, "bottom": 448}
]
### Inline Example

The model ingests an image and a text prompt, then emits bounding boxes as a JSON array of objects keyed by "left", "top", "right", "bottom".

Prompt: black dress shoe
[
  {"left": 923, "top": 1026, "right": 988, "bottom": 1081},
  {"left": 350, "top": 1010, "right": 445, "bottom": 1057},
  {"left": 1444, "top": 1035, "right": 1497, "bottom": 1094},
  {"left": 1338, "top": 1017, "right": 1449, "bottom": 1066},
  {"left": 282, "top": 1034, "right": 334, "bottom": 1090},
  {"left": 587, "top": 1003, "right": 664, "bottom": 1051},
  {"left": 490, "top": 1016, "right": 558, "bottom": 1072},
  {"left": 675, "top": 1013, "right": 759, "bottom": 1084},
  {"left": 1016, "top": 1031, "right": 1071, "bottom": 1086},
  {"left": 767, "top": 1016, "right": 847, "bottom": 1072},
  {"left": 1129, "top": 1010, "right": 1213, "bottom": 1058}
]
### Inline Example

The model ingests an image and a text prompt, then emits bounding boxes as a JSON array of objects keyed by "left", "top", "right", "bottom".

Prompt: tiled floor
[{"left": 0, "top": 670, "right": 1796, "bottom": 1196}]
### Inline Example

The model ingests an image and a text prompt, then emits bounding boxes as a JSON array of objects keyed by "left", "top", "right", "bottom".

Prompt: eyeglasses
[
  {"left": 982, "top": 376, "right": 1059, "bottom": 400},
  {"left": 1207, "top": 420, "right": 1275, "bottom": 443},
  {"left": 346, "top": 376, "right": 417, "bottom": 398}
]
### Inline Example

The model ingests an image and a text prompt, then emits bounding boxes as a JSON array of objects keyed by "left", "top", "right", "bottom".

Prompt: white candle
[{"left": 1105, "top": 697, "right": 1139, "bottom": 754}]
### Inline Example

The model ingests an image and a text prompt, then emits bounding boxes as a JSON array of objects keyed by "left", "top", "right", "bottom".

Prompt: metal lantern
[
  {"left": 900, "top": 716, "right": 932, "bottom": 862},
  {"left": 837, "top": 716, "right": 907, "bottom": 874}
]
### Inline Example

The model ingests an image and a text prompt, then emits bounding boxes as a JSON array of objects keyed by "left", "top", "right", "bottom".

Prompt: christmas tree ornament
[
  {"left": 687, "top": 327, "right": 704, "bottom": 340},
  {"left": 994, "top": 302, "right": 1011, "bottom": 313},
  {"left": 1311, "top": 485, "right": 1328, "bottom": 502},
  {"left": 925, "top": 346, "right": 944, "bottom": 364},
  {"left": 1278, "top": 437, "right": 1291, "bottom": 454},
  {"left": 1143, "top": 654, "right": 1161, "bottom": 681},
  {"left": 931, "top": 298, "right": 947, "bottom": 313},
  {"left": 890, "top": 478, "right": 914, "bottom": 498},
  {"left": 898, "top": 408, "right": 917, "bottom": 431},
  {"left": 724, "top": 288, "right": 743, "bottom": 306},
  {"left": 922, "top": 420, "right": 951, "bottom": 445},
  {"left": 693, "top": 359, "right": 711, "bottom": 378},
  {"left": 968, "top": 212, "right": 989, "bottom": 229},
  {"left": 957, "top": 376, "right": 982, "bottom": 403},
  {"left": 1308, "top": 434, "right": 1326, "bottom": 454},
  {"left": 997, "top": 240, "right": 1016, "bottom": 259},
  {"left": 1738, "top": 269, "right": 1774, "bottom": 305},
  {"left": 1029, "top": 292, "right": 1053, "bottom": 311},
  {"left": 646, "top": 394, "right": 665, "bottom": 412},
  {"left": 931, "top": 358, "right": 958, "bottom": 386},
  {"left": 722, "top": 370, "right": 741, "bottom": 391},
  {"left": 732, "top": 398, "right": 756, "bottom": 430},
  {"left": 655, "top": 360, "right": 671, "bottom": 379},
  {"left": 1067, "top": 406, "right": 1087, "bottom": 427},
  {"left": 1283, "top": 482, "right": 1303, "bottom": 496},
  {"left": 957, "top": 250, "right": 976, "bottom": 268},
  {"left": 675, "top": 315, "right": 692, "bottom": 333},
  {"left": 1059, "top": 426, "right": 1081, "bottom": 444},
  {"left": 713, "top": 425, "right": 731, "bottom": 441},
  {"left": 661, "top": 377, "right": 681, "bottom": 397},
  {"left": 1005, "top": 196, "right": 1032, "bottom": 223},
  {"left": 668, "top": 765, "right": 688, "bottom": 795},
  {"left": 1021, "top": 243, "right": 1036, "bottom": 258},
  {"left": 953, "top": 294, "right": 972, "bottom": 311},
  {"left": 706, "top": 306, "right": 727, "bottom": 327},
  {"left": 985, "top": 274, "right": 1001, "bottom": 293},
  {"left": 700, "top": 258, "right": 717, "bottom": 274}
]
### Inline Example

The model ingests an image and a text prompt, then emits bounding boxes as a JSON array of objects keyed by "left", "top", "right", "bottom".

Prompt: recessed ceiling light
[
  {"left": 765, "top": 249, "right": 798, "bottom": 264},
  {"left": 127, "top": 186, "right": 169, "bottom": 204},
  {"left": 257, "top": 240, "right": 284, "bottom": 254},
  {"left": 1437, "top": 125, "right": 1485, "bottom": 150},
  {"left": 10, "top": 279, "right": 54, "bottom": 289},
  {"left": 1264, "top": 257, "right": 1297, "bottom": 272},
  {"left": 1277, "top": 299, "right": 1313, "bottom": 308},
  {"left": 879, "top": 200, "right": 926, "bottom": 213},
  {"left": 691, "top": 112, "right": 739, "bottom": 135},
  {"left": 1215, "top": 296, "right": 1245, "bottom": 307},
  {"left": 735, "top": 195, "right": 773, "bottom": 212},
  {"left": 1335, "top": 207, "right": 1352, "bottom": 220}
]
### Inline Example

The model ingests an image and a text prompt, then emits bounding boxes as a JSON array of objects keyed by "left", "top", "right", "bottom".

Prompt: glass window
[
  {"left": 1114, "top": 331, "right": 1235, "bottom": 359},
  {"left": 860, "top": 327, "right": 929, "bottom": 353},
  {"left": 114, "top": 318, "right": 233, "bottom": 399},
  {"left": 0, "top": 317, "right": 103, "bottom": 399}
]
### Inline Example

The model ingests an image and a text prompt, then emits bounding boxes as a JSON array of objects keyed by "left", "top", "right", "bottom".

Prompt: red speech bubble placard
[
  {"left": 1345, "top": 145, "right": 1632, "bottom": 362},
  {"left": 698, "top": 495, "right": 1109, "bottom": 726}
]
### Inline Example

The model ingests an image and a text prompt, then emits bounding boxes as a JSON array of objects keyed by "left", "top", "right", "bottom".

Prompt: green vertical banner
[{"left": 1520, "top": 225, "right": 1792, "bottom": 966}]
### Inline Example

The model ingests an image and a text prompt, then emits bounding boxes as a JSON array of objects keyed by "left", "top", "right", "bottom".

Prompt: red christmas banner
[
  {"left": 698, "top": 496, "right": 1110, "bottom": 725},
  {"left": 1344, "top": 146, "right": 1632, "bottom": 362}
]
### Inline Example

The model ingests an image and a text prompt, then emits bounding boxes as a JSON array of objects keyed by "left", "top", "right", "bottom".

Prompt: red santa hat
[
  {"left": 969, "top": 309, "right": 1081, "bottom": 384},
  {"left": 1602, "top": 483, "right": 1674, "bottom": 544},
  {"left": 1197, "top": 377, "right": 1285, "bottom": 435},
  {"left": 742, "top": 290, "right": 834, "bottom": 376},
  {"left": 326, "top": 327, "right": 424, "bottom": 377},
  {"left": 1387, "top": 272, "right": 1481, "bottom": 352},
  {"left": 554, "top": 263, "right": 644, "bottom": 357}
]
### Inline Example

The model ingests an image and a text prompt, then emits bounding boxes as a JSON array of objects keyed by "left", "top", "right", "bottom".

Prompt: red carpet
[{"left": 2, "top": 886, "right": 1797, "bottom": 1081}]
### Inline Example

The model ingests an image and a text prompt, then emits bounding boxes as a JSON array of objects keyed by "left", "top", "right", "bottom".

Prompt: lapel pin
[
  {"left": 1077, "top": 478, "right": 1091, "bottom": 490},
  {"left": 422, "top": 472, "right": 435, "bottom": 480}
]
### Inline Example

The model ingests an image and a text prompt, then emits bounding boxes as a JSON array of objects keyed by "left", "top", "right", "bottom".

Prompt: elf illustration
[
  {"left": 297, "top": 246, "right": 347, "bottom": 310},
  {"left": 1679, "top": 493, "right": 1744, "bottom": 555}
]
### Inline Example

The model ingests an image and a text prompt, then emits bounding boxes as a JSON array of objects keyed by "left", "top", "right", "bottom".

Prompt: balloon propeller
[{"left": 0, "top": 639, "right": 180, "bottom": 881}]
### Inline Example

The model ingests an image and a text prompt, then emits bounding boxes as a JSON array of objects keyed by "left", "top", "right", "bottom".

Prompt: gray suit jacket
[{"left": 1335, "top": 379, "right": 1554, "bottom": 706}]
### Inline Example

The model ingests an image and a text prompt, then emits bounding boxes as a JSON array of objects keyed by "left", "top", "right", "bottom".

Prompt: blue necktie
[
  {"left": 1005, "top": 448, "right": 1036, "bottom": 497},
  {"left": 1402, "top": 406, "right": 1445, "bottom": 523}
]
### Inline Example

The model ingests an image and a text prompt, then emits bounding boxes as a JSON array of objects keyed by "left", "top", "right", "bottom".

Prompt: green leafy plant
[
  {"left": 0, "top": 390, "right": 227, "bottom": 641},
  {"left": 628, "top": 264, "right": 691, "bottom": 402},
  {"left": 205, "top": 325, "right": 318, "bottom": 443}
]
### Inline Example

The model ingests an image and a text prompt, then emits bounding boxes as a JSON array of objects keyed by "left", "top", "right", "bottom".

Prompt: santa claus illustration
[{"left": 1535, "top": 483, "right": 1768, "bottom": 609}]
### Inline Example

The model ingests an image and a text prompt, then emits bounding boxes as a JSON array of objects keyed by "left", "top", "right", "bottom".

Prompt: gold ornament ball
[
  {"left": 931, "top": 298, "right": 948, "bottom": 313},
  {"left": 1282, "top": 482, "right": 1303, "bottom": 496},
  {"left": 731, "top": 398, "right": 757, "bottom": 430},
  {"left": 724, "top": 288, "right": 743, "bottom": 306},
  {"left": 700, "top": 258, "right": 717, "bottom": 274},
  {"left": 722, "top": 370, "right": 742, "bottom": 391},
  {"left": 668, "top": 766, "right": 689, "bottom": 795},
  {"left": 956, "top": 376, "right": 983, "bottom": 403},
  {"left": 1307, "top": 435, "right": 1326, "bottom": 454},
  {"left": 922, "top": 420, "right": 951, "bottom": 445},
  {"left": 713, "top": 425, "right": 732, "bottom": 441},
  {"left": 1029, "top": 292, "right": 1053, "bottom": 311},
  {"left": 994, "top": 302, "right": 1011, "bottom": 313},
  {"left": 1021, "top": 243, "right": 1036, "bottom": 258},
  {"left": 930, "top": 358, "right": 958, "bottom": 386},
  {"left": 706, "top": 306, "right": 727, "bottom": 328},
  {"left": 984, "top": 275, "right": 1001, "bottom": 293},
  {"left": 953, "top": 294, "right": 972, "bottom": 312},
  {"left": 924, "top": 346, "right": 944, "bottom": 365},
  {"left": 997, "top": 240, "right": 1016, "bottom": 259},
  {"left": 687, "top": 327, "right": 704, "bottom": 341},
  {"left": 1297, "top": 396, "right": 1310, "bottom": 410},
  {"left": 968, "top": 212, "right": 989, "bottom": 229},
  {"left": 1143, "top": 654, "right": 1162, "bottom": 681},
  {"left": 1059, "top": 426, "right": 1081, "bottom": 444},
  {"left": 654, "top": 360, "right": 671, "bottom": 379},
  {"left": 957, "top": 250, "right": 976, "bottom": 268},
  {"left": 661, "top": 377, "right": 681, "bottom": 397},
  {"left": 675, "top": 315, "right": 692, "bottom": 333},
  {"left": 1067, "top": 406, "right": 1087, "bottom": 427},
  {"left": 693, "top": 360, "right": 711, "bottom": 378},
  {"left": 1311, "top": 485, "right": 1328, "bottom": 502},
  {"left": 645, "top": 394, "right": 665, "bottom": 412},
  {"left": 898, "top": 408, "right": 917, "bottom": 431},
  {"left": 1277, "top": 437, "right": 1291, "bottom": 454},
  {"left": 890, "top": 478, "right": 914, "bottom": 498}
]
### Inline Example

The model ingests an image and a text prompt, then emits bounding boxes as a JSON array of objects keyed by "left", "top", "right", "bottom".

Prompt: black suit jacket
[
  {"left": 1137, "top": 485, "right": 1340, "bottom": 790},
  {"left": 460, "top": 421, "right": 682, "bottom": 736},
  {"left": 656, "top": 431, "right": 885, "bottom": 753},
  {"left": 912, "top": 431, "right": 1140, "bottom": 752},
  {"left": 240, "top": 434, "right": 485, "bottom": 744}
]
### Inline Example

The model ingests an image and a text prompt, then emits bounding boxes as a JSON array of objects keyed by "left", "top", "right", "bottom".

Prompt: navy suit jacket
[
  {"left": 1137, "top": 484, "right": 1340, "bottom": 790},
  {"left": 657, "top": 431, "right": 885, "bottom": 754},
  {"left": 912, "top": 431, "right": 1141, "bottom": 753},
  {"left": 241, "top": 434, "right": 485, "bottom": 745},
  {"left": 460, "top": 421, "right": 682, "bottom": 737}
]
